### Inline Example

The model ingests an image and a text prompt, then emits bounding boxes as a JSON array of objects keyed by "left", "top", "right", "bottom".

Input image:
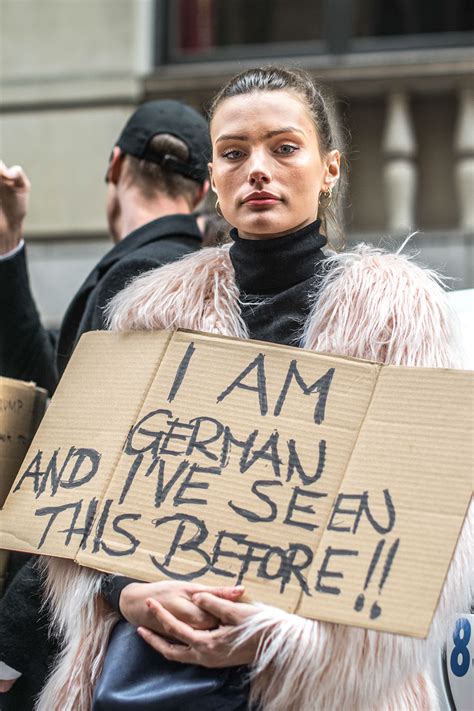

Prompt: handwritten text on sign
[{"left": 1, "top": 331, "right": 471, "bottom": 637}]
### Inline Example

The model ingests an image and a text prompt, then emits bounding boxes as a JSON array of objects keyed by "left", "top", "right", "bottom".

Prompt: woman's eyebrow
[
  {"left": 216, "top": 133, "right": 247, "bottom": 143},
  {"left": 265, "top": 127, "right": 305, "bottom": 138},
  {"left": 216, "top": 126, "right": 305, "bottom": 143}
]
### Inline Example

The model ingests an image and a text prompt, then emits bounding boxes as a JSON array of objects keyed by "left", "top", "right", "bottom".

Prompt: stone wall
[{"left": 0, "top": 0, "right": 155, "bottom": 324}]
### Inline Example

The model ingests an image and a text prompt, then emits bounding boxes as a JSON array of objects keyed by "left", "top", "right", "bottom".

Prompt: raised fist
[{"left": 0, "top": 161, "right": 31, "bottom": 255}]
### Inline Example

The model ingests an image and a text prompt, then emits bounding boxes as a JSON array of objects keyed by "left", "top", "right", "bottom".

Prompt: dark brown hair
[{"left": 209, "top": 66, "right": 346, "bottom": 245}]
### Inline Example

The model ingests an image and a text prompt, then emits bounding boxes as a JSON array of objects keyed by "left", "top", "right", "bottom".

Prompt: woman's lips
[
  {"left": 242, "top": 192, "right": 281, "bottom": 208},
  {"left": 244, "top": 198, "right": 280, "bottom": 207}
]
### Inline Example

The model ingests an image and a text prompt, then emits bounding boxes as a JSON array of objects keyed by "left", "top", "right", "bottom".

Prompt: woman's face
[{"left": 209, "top": 90, "right": 340, "bottom": 240}]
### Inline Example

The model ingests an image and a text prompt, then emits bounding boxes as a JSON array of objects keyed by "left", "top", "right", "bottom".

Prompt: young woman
[{"left": 38, "top": 67, "right": 472, "bottom": 711}]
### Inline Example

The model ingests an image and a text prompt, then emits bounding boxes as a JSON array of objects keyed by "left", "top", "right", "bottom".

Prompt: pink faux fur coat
[{"left": 37, "top": 244, "right": 473, "bottom": 711}]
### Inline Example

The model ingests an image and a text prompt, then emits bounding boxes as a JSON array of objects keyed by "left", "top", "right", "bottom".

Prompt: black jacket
[{"left": 0, "top": 214, "right": 202, "bottom": 394}]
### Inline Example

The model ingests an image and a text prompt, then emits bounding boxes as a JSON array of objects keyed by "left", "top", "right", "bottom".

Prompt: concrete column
[
  {"left": 454, "top": 89, "right": 474, "bottom": 232},
  {"left": 382, "top": 92, "right": 418, "bottom": 233},
  {"left": 134, "top": 0, "right": 156, "bottom": 75}
]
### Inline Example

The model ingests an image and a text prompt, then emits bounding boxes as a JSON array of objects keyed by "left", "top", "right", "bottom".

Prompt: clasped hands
[{"left": 119, "top": 580, "right": 260, "bottom": 667}]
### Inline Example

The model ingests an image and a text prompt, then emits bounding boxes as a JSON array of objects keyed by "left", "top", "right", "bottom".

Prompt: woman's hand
[
  {"left": 137, "top": 592, "right": 261, "bottom": 668},
  {"left": 119, "top": 581, "right": 245, "bottom": 634}
]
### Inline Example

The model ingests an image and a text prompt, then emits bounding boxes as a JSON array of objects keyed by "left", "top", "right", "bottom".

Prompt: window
[
  {"left": 355, "top": 0, "right": 472, "bottom": 37},
  {"left": 157, "top": 0, "right": 474, "bottom": 64},
  {"left": 352, "top": 0, "right": 473, "bottom": 51},
  {"left": 162, "top": 0, "right": 327, "bottom": 62}
]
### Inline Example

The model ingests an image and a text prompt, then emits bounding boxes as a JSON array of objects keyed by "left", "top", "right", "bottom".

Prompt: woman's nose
[{"left": 247, "top": 151, "right": 271, "bottom": 184}]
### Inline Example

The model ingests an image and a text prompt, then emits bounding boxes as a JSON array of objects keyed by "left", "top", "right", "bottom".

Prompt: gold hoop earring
[
  {"left": 318, "top": 187, "right": 332, "bottom": 209},
  {"left": 215, "top": 199, "right": 223, "bottom": 218}
]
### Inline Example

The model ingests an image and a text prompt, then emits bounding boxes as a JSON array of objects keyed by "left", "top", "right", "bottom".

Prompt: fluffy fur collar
[{"left": 106, "top": 243, "right": 460, "bottom": 368}]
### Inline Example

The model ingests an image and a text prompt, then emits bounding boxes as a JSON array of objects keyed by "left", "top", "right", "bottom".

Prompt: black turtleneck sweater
[{"left": 229, "top": 220, "right": 327, "bottom": 347}]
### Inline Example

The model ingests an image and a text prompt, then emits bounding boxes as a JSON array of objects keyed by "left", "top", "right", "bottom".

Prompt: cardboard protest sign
[
  {"left": 0, "top": 376, "right": 47, "bottom": 592},
  {"left": 0, "top": 330, "right": 471, "bottom": 637},
  {"left": 0, "top": 377, "right": 47, "bottom": 508}
]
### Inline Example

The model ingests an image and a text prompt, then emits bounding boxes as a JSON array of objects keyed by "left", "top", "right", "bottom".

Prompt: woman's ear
[
  {"left": 208, "top": 163, "right": 217, "bottom": 194},
  {"left": 323, "top": 149, "right": 341, "bottom": 191}
]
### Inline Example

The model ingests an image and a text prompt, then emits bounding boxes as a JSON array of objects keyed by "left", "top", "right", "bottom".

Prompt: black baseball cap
[{"left": 116, "top": 100, "right": 211, "bottom": 184}]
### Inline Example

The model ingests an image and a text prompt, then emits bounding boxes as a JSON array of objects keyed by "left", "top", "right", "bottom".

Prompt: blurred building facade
[{"left": 1, "top": 0, "right": 473, "bottom": 326}]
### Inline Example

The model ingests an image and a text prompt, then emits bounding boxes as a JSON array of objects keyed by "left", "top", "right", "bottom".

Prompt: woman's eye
[
  {"left": 222, "top": 149, "right": 244, "bottom": 160},
  {"left": 276, "top": 144, "right": 298, "bottom": 155}
]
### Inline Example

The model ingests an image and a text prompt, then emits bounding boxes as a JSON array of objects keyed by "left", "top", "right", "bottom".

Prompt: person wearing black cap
[
  {"left": 0, "top": 100, "right": 210, "bottom": 710},
  {"left": 0, "top": 99, "right": 210, "bottom": 396}
]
